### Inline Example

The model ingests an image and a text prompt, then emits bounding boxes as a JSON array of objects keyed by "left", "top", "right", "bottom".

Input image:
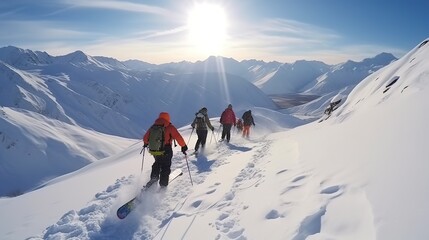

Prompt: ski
[
  {"left": 116, "top": 169, "right": 183, "bottom": 219},
  {"left": 318, "top": 114, "right": 331, "bottom": 123}
]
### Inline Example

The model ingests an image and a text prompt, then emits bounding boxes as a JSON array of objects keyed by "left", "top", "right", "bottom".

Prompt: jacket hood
[
  {"left": 158, "top": 112, "right": 170, "bottom": 122},
  {"left": 196, "top": 112, "right": 205, "bottom": 118},
  {"left": 154, "top": 117, "right": 170, "bottom": 126}
]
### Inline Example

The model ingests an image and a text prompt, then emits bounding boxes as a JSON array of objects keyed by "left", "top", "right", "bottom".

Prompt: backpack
[
  {"left": 242, "top": 111, "right": 252, "bottom": 125},
  {"left": 195, "top": 112, "right": 206, "bottom": 129},
  {"left": 237, "top": 119, "right": 243, "bottom": 129},
  {"left": 148, "top": 124, "right": 165, "bottom": 156}
]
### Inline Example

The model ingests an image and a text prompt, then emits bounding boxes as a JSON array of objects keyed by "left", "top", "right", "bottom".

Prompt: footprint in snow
[
  {"left": 276, "top": 169, "right": 288, "bottom": 175},
  {"left": 293, "top": 207, "right": 326, "bottom": 240},
  {"left": 320, "top": 185, "right": 344, "bottom": 199},
  {"left": 217, "top": 213, "right": 229, "bottom": 221},
  {"left": 291, "top": 175, "right": 307, "bottom": 183},
  {"left": 191, "top": 200, "right": 203, "bottom": 208},
  {"left": 265, "top": 209, "right": 284, "bottom": 220},
  {"left": 206, "top": 188, "right": 217, "bottom": 194}
]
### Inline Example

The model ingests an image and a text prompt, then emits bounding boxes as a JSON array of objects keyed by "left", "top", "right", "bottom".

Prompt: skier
[
  {"left": 219, "top": 104, "right": 236, "bottom": 142},
  {"left": 324, "top": 94, "right": 342, "bottom": 115},
  {"left": 191, "top": 107, "right": 214, "bottom": 154},
  {"left": 143, "top": 112, "right": 188, "bottom": 187},
  {"left": 236, "top": 119, "right": 244, "bottom": 133},
  {"left": 241, "top": 110, "right": 255, "bottom": 138}
]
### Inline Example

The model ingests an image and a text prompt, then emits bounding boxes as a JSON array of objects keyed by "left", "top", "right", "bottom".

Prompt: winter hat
[
  {"left": 228, "top": 104, "right": 232, "bottom": 108},
  {"left": 201, "top": 107, "right": 207, "bottom": 113},
  {"left": 159, "top": 112, "right": 170, "bottom": 122}
]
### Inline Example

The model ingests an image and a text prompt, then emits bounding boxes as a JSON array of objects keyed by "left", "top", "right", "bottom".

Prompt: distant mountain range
[
  {"left": 0, "top": 45, "right": 396, "bottom": 196},
  {"left": 0, "top": 46, "right": 398, "bottom": 134},
  {"left": 0, "top": 45, "right": 397, "bottom": 94},
  {"left": 118, "top": 51, "right": 397, "bottom": 96}
]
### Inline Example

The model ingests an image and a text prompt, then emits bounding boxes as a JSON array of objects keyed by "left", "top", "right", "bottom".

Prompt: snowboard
[{"left": 116, "top": 168, "right": 183, "bottom": 219}]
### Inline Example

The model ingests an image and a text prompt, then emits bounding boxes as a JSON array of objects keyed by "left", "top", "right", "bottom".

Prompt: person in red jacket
[
  {"left": 219, "top": 104, "right": 236, "bottom": 143},
  {"left": 143, "top": 112, "right": 187, "bottom": 187}
]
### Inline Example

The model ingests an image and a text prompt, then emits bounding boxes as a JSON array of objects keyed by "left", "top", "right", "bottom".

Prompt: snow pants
[
  {"left": 150, "top": 145, "right": 173, "bottom": 186},
  {"left": 221, "top": 124, "right": 233, "bottom": 142},
  {"left": 195, "top": 129, "right": 208, "bottom": 151},
  {"left": 242, "top": 125, "right": 251, "bottom": 138}
]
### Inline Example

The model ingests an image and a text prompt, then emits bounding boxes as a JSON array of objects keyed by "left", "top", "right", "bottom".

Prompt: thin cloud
[
  {"left": 222, "top": 17, "right": 401, "bottom": 64},
  {"left": 59, "top": 0, "right": 171, "bottom": 16},
  {"left": 229, "top": 18, "right": 340, "bottom": 49},
  {"left": 0, "top": 8, "right": 24, "bottom": 18},
  {"left": 0, "top": 20, "right": 98, "bottom": 40},
  {"left": 133, "top": 26, "right": 187, "bottom": 41}
]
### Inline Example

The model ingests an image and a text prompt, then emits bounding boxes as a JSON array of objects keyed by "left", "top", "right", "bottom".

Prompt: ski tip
[{"left": 117, "top": 211, "right": 127, "bottom": 219}]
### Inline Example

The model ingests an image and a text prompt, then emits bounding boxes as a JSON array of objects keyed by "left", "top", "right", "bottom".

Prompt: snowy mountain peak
[
  {"left": 292, "top": 59, "right": 328, "bottom": 68},
  {"left": 122, "top": 59, "right": 158, "bottom": 70},
  {"left": 361, "top": 52, "right": 397, "bottom": 67},
  {"left": 55, "top": 50, "right": 95, "bottom": 65},
  {"left": 0, "top": 46, "right": 52, "bottom": 67}
]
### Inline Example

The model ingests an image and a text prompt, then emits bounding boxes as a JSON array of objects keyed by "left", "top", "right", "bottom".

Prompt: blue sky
[{"left": 1, "top": 0, "right": 428, "bottom": 64}]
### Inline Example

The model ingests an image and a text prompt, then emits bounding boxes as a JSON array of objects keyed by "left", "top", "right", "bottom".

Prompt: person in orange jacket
[{"left": 143, "top": 112, "right": 187, "bottom": 187}]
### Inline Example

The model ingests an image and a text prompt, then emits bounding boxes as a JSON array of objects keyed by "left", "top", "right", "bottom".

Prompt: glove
[
  {"left": 253, "top": 123, "right": 255, "bottom": 126},
  {"left": 211, "top": 126, "right": 214, "bottom": 131},
  {"left": 181, "top": 145, "right": 188, "bottom": 154},
  {"left": 143, "top": 143, "right": 148, "bottom": 148}
]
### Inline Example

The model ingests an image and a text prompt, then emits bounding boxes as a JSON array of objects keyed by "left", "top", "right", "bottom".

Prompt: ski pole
[
  {"left": 140, "top": 147, "right": 146, "bottom": 173},
  {"left": 187, "top": 128, "right": 195, "bottom": 145},
  {"left": 217, "top": 124, "right": 222, "bottom": 141},
  {"left": 184, "top": 154, "right": 193, "bottom": 186}
]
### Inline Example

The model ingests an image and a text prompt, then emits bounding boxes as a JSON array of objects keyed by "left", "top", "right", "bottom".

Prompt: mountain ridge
[{"left": 0, "top": 45, "right": 397, "bottom": 197}]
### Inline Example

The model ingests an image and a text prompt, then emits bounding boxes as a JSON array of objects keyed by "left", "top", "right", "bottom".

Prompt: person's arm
[
  {"left": 232, "top": 112, "right": 236, "bottom": 126},
  {"left": 170, "top": 125, "right": 188, "bottom": 154},
  {"left": 170, "top": 125, "right": 186, "bottom": 147},
  {"left": 205, "top": 115, "right": 214, "bottom": 130}
]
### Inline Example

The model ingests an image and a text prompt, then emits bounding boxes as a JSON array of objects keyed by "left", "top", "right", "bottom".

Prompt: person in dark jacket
[
  {"left": 191, "top": 107, "right": 214, "bottom": 154},
  {"left": 242, "top": 110, "right": 255, "bottom": 138},
  {"left": 143, "top": 112, "right": 187, "bottom": 187},
  {"left": 219, "top": 104, "right": 236, "bottom": 142}
]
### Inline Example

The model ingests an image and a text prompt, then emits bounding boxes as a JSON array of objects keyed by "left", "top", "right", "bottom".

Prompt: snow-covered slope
[
  {"left": 303, "top": 52, "right": 397, "bottom": 95},
  {"left": 0, "top": 47, "right": 281, "bottom": 196},
  {"left": 0, "top": 47, "right": 277, "bottom": 137},
  {"left": 255, "top": 60, "right": 330, "bottom": 94},
  {"left": 0, "top": 107, "right": 135, "bottom": 197},
  {"left": 0, "top": 38, "right": 428, "bottom": 240},
  {"left": 240, "top": 59, "right": 282, "bottom": 83},
  {"left": 255, "top": 53, "right": 396, "bottom": 96}
]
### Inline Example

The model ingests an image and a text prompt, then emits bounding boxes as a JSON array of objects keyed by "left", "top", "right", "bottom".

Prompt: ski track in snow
[{"left": 30, "top": 135, "right": 355, "bottom": 240}]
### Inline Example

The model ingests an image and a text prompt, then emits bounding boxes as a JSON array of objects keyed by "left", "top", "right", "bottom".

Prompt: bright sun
[{"left": 187, "top": 3, "right": 227, "bottom": 55}]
